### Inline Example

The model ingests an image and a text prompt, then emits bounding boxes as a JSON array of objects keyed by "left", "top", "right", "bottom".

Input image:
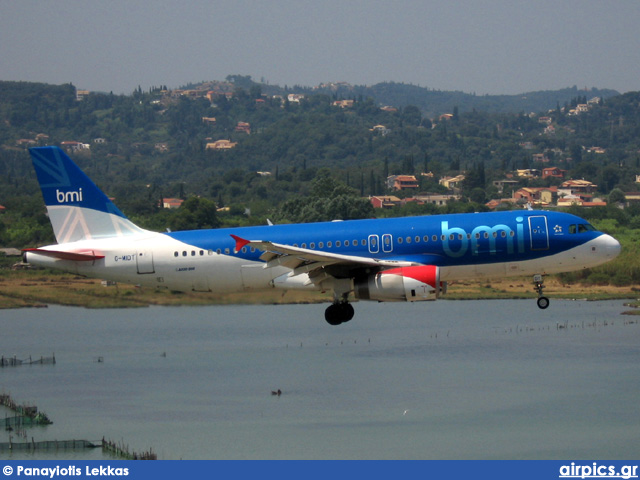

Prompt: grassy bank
[
  {"left": 0, "top": 268, "right": 333, "bottom": 309},
  {"left": 1, "top": 264, "right": 638, "bottom": 310}
]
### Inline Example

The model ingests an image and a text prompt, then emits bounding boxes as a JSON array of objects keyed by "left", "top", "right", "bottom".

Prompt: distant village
[
  {"left": 373, "top": 171, "right": 613, "bottom": 211},
  {"left": 10, "top": 81, "right": 640, "bottom": 214}
]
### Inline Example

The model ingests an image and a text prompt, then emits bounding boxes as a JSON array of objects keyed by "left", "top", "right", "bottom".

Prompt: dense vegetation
[{"left": 1, "top": 77, "right": 640, "bottom": 286}]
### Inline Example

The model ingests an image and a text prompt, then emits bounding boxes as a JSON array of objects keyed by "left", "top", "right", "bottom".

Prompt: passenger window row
[
  {"left": 397, "top": 230, "right": 513, "bottom": 244},
  {"left": 173, "top": 250, "right": 214, "bottom": 257},
  {"left": 172, "top": 229, "right": 518, "bottom": 259}
]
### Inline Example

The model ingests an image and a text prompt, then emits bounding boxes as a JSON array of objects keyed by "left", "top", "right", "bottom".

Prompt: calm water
[{"left": 0, "top": 299, "right": 639, "bottom": 460}]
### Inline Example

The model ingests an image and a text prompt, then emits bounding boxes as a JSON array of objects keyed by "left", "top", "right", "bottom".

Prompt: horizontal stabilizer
[{"left": 22, "top": 248, "right": 105, "bottom": 262}]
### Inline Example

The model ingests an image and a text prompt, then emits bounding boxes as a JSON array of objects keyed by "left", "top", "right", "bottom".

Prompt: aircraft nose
[{"left": 596, "top": 233, "right": 621, "bottom": 259}]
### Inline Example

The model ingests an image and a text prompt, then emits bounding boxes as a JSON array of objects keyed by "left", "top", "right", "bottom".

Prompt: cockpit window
[{"left": 569, "top": 223, "right": 596, "bottom": 234}]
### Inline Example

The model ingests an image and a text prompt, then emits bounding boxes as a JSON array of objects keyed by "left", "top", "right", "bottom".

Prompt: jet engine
[{"left": 354, "top": 265, "right": 443, "bottom": 302}]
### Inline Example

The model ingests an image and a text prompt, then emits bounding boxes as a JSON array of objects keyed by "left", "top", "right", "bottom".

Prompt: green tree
[
  {"left": 169, "top": 197, "right": 220, "bottom": 231},
  {"left": 275, "top": 170, "right": 372, "bottom": 223},
  {"left": 608, "top": 188, "right": 626, "bottom": 205},
  {"left": 401, "top": 105, "right": 422, "bottom": 126},
  {"left": 310, "top": 169, "right": 359, "bottom": 198},
  {"left": 469, "top": 187, "right": 487, "bottom": 204}
]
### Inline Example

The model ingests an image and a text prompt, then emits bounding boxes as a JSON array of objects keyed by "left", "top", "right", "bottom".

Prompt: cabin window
[
  {"left": 449, "top": 234, "right": 454, "bottom": 241},
  {"left": 208, "top": 250, "right": 213, "bottom": 255},
  {"left": 200, "top": 250, "right": 204, "bottom": 256},
  {"left": 441, "top": 235, "right": 445, "bottom": 241},
  {"left": 182, "top": 251, "right": 187, "bottom": 257},
  {"left": 398, "top": 237, "right": 403, "bottom": 244},
  {"left": 501, "top": 232, "right": 506, "bottom": 238},
  {"left": 216, "top": 249, "right": 221, "bottom": 255},
  {"left": 327, "top": 241, "right": 332, "bottom": 248},
  {"left": 319, "top": 242, "right": 324, "bottom": 248},
  {"left": 191, "top": 250, "right": 196, "bottom": 256},
  {"left": 475, "top": 233, "right": 480, "bottom": 239},
  {"left": 174, "top": 251, "right": 179, "bottom": 257},
  {"left": 492, "top": 232, "right": 498, "bottom": 238},
  {"left": 509, "top": 231, "right": 515, "bottom": 237},
  {"left": 336, "top": 241, "right": 341, "bottom": 247},
  {"left": 406, "top": 237, "right": 412, "bottom": 244},
  {"left": 310, "top": 242, "right": 315, "bottom": 249},
  {"left": 224, "top": 248, "right": 230, "bottom": 255},
  {"left": 415, "top": 236, "right": 421, "bottom": 243},
  {"left": 423, "top": 235, "right": 429, "bottom": 242},
  {"left": 250, "top": 247, "right": 255, "bottom": 253},
  {"left": 432, "top": 235, "right": 437, "bottom": 242},
  {"left": 242, "top": 247, "right": 247, "bottom": 253},
  {"left": 354, "top": 239, "right": 359, "bottom": 246},
  {"left": 361, "top": 239, "right": 366, "bottom": 246},
  {"left": 345, "top": 240, "right": 350, "bottom": 247},
  {"left": 301, "top": 243, "right": 307, "bottom": 248},
  {"left": 484, "top": 232, "right": 489, "bottom": 239}
]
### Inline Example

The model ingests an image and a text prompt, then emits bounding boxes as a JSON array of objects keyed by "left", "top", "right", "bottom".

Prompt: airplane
[{"left": 23, "top": 146, "right": 621, "bottom": 325}]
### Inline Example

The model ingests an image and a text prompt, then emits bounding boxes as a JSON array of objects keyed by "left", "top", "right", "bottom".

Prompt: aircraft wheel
[
  {"left": 537, "top": 296, "right": 550, "bottom": 310},
  {"left": 325, "top": 304, "right": 343, "bottom": 326},
  {"left": 324, "top": 303, "right": 354, "bottom": 326},
  {"left": 343, "top": 303, "right": 355, "bottom": 322}
]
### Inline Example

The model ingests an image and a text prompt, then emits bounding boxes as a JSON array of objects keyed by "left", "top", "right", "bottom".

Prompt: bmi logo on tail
[{"left": 56, "top": 188, "right": 83, "bottom": 203}]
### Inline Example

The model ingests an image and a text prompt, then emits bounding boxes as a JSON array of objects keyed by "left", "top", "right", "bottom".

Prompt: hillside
[
  {"left": 0, "top": 78, "right": 639, "bottom": 253},
  {"left": 318, "top": 82, "right": 620, "bottom": 116}
]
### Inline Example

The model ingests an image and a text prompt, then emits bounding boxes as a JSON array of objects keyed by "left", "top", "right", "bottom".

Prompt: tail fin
[{"left": 29, "top": 146, "right": 146, "bottom": 243}]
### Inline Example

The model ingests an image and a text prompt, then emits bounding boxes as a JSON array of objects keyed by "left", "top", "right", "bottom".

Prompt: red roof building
[
  {"left": 161, "top": 198, "right": 184, "bottom": 209},
  {"left": 387, "top": 175, "right": 419, "bottom": 191},
  {"left": 542, "top": 167, "right": 567, "bottom": 179}
]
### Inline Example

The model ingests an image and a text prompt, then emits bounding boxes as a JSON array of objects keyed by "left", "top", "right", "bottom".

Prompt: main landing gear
[
  {"left": 533, "top": 274, "right": 550, "bottom": 310},
  {"left": 324, "top": 302, "right": 354, "bottom": 326}
]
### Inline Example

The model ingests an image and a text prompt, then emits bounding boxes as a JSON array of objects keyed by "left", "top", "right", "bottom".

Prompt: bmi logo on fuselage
[
  {"left": 56, "top": 188, "right": 83, "bottom": 203},
  {"left": 440, "top": 217, "right": 526, "bottom": 258}
]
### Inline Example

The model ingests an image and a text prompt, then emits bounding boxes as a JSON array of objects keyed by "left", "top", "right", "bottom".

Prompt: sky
[{"left": 1, "top": 0, "right": 640, "bottom": 96}]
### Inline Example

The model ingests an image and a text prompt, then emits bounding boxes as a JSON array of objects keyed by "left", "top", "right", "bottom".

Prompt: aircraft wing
[{"left": 231, "top": 234, "right": 417, "bottom": 276}]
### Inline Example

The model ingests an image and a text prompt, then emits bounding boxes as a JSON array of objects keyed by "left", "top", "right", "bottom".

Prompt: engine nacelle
[{"left": 354, "top": 265, "right": 443, "bottom": 302}]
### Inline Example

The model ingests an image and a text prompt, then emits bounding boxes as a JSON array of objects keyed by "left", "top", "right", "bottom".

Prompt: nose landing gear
[{"left": 533, "top": 274, "right": 549, "bottom": 309}]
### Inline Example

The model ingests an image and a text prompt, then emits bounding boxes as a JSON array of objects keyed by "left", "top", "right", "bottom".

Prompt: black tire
[
  {"left": 537, "top": 296, "right": 550, "bottom": 310},
  {"left": 324, "top": 304, "right": 343, "bottom": 326},
  {"left": 324, "top": 302, "right": 355, "bottom": 325},
  {"left": 342, "top": 303, "right": 355, "bottom": 322}
]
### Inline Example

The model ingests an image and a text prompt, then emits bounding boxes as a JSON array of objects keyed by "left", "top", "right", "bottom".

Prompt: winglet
[{"left": 230, "top": 234, "right": 251, "bottom": 253}]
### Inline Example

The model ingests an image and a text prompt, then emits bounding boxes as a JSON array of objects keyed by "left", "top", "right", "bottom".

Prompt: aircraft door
[
  {"left": 382, "top": 234, "right": 393, "bottom": 253},
  {"left": 368, "top": 235, "right": 379, "bottom": 254},
  {"left": 528, "top": 216, "right": 549, "bottom": 251},
  {"left": 136, "top": 250, "right": 155, "bottom": 274}
]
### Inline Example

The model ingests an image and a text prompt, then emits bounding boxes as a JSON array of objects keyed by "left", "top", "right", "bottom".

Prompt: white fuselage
[{"left": 26, "top": 230, "right": 621, "bottom": 294}]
